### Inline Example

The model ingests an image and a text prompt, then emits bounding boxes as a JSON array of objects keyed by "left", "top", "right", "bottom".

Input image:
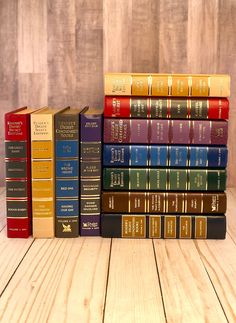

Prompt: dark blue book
[
  {"left": 80, "top": 108, "right": 103, "bottom": 236},
  {"left": 103, "top": 145, "right": 228, "bottom": 168},
  {"left": 55, "top": 108, "right": 85, "bottom": 238}
]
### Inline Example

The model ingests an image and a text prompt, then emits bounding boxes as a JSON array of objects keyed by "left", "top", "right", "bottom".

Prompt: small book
[
  {"left": 80, "top": 107, "right": 103, "bottom": 236},
  {"left": 104, "top": 73, "right": 230, "bottom": 97},
  {"left": 5, "top": 107, "right": 39, "bottom": 238},
  {"left": 31, "top": 107, "right": 69, "bottom": 238},
  {"left": 101, "top": 214, "right": 226, "bottom": 239}
]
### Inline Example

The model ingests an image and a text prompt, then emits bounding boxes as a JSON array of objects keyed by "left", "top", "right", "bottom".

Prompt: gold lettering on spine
[
  {"left": 147, "top": 192, "right": 150, "bottom": 213},
  {"left": 164, "top": 216, "right": 176, "bottom": 238},
  {"left": 195, "top": 216, "right": 207, "bottom": 239},
  {"left": 206, "top": 147, "right": 209, "bottom": 167},
  {"left": 182, "top": 193, "right": 185, "bottom": 213},
  {"left": 149, "top": 215, "right": 161, "bottom": 238},
  {"left": 122, "top": 215, "right": 146, "bottom": 238},
  {"left": 184, "top": 193, "right": 187, "bottom": 213},
  {"left": 188, "top": 76, "right": 192, "bottom": 96},
  {"left": 201, "top": 193, "right": 204, "bottom": 213},
  {"left": 180, "top": 216, "right": 192, "bottom": 238}
]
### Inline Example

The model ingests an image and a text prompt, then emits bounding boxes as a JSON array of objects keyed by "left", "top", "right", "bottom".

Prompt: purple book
[
  {"left": 80, "top": 108, "right": 102, "bottom": 236},
  {"left": 104, "top": 119, "right": 228, "bottom": 145}
]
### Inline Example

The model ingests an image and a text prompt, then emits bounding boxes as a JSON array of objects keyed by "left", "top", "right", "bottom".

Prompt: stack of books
[{"left": 101, "top": 73, "right": 230, "bottom": 239}]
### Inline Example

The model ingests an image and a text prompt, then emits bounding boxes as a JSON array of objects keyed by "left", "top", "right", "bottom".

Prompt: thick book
[
  {"left": 101, "top": 214, "right": 226, "bottom": 239},
  {"left": 103, "top": 144, "right": 228, "bottom": 168},
  {"left": 5, "top": 107, "right": 39, "bottom": 238},
  {"left": 104, "top": 119, "right": 228, "bottom": 145},
  {"left": 102, "top": 192, "right": 227, "bottom": 214},
  {"left": 80, "top": 107, "right": 102, "bottom": 236},
  {"left": 104, "top": 73, "right": 230, "bottom": 97},
  {"left": 31, "top": 107, "right": 68, "bottom": 238},
  {"left": 104, "top": 97, "right": 229, "bottom": 119},
  {"left": 103, "top": 168, "right": 226, "bottom": 191},
  {"left": 55, "top": 108, "right": 85, "bottom": 238}
]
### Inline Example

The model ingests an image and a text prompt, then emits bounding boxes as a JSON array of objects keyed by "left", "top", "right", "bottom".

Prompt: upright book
[
  {"left": 55, "top": 108, "right": 85, "bottom": 238},
  {"left": 31, "top": 107, "right": 68, "bottom": 238},
  {"left": 80, "top": 107, "right": 102, "bottom": 236},
  {"left": 105, "top": 73, "right": 230, "bottom": 97},
  {"left": 5, "top": 107, "right": 39, "bottom": 238}
]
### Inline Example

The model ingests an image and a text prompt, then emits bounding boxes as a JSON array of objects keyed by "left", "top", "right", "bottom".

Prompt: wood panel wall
[{"left": 0, "top": 0, "right": 236, "bottom": 186}]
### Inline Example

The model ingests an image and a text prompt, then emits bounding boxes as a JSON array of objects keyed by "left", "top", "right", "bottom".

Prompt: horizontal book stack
[{"left": 101, "top": 73, "right": 230, "bottom": 239}]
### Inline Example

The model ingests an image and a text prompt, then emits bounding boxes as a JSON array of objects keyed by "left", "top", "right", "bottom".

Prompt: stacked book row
[
  {"left": 101, "top": 73, "right": 230, "bottom": 239},
  {"left": 5, "top": 73, "right": 230, "bottom": 239}
]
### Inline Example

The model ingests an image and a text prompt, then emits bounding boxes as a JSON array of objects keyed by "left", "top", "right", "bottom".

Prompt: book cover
[
  {"left": 5, "top": 107, "right": 39, "bottom": 238},
  {"left": 103, "top": 168, "right": 227, "bottom": 191},
  {"left": 102, "top": 192, "right": 227, "bottom": 214},
  {"left": 103, "top": 145, "right": 228, "bottom": 167},
  {"left": 31, "top": 107, "right": 69, "bottom": 238},
  {"left": 103, "top": 119, "right": 228, "bottom": 145},
  {"left": 104, "top": 97, "right": 229, "bottom": 119},
  {"left": 80, "top": 107, "right": 102, "bottom": 236},
  {"left": 55, "top": 108, "right": 85, "bottom": 238},
  {"left": 101, "top": 214, "right": 226, "bottom": 239},
  {"left": 104, "top": 73, "right": 230, "bottom": 97}
]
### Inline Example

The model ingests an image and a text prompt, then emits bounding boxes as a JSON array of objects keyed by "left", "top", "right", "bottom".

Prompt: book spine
[
  {"left": 31, "top": 114, "right": 55, "bottom": 238},
  {"left": 103, "top": 145, "right": 228, "bottom": 168},
  {"left": 102, "top": 192, "right": 227, "bottom": 214},
  {"left": 103, "top": 168, "right": 227, "bottom": 191},
  {"left": 80, "top": 113, "right": 102, "bottom": 236},
  {"left": 55, "top": 114, "right": 79, "bottom": 238},
  {"left": 103, "top": 119, "right": 228, "bottom": 145},
  {"left": 104, "top": 97, "right": 229, "bottom": 120},
  {"left": 104, "top": 74, "right": 230, "bottom": 97},
  {"left": 5, "top": 112, "right": 31, "bottom": 238},
  {"left": 101, "top": 214, "right": 226, "bottom": 239}
]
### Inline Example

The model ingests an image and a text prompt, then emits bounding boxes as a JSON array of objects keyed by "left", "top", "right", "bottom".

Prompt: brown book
[{"left": 102, "top": 192, "right": 227, "bottom": 214}]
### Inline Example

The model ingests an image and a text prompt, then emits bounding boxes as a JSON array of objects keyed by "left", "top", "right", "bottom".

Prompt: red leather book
[
  {"left": 104, "top": 96, "right": 229, "bottom": 120},
  {"left": 5, "top": 107, "right": 39, "bottom": 238}
]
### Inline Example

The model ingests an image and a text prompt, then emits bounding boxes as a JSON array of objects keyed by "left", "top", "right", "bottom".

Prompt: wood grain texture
[
  {"left": 195, "top": 236, "right": 236, "bottom": 322},
  {"left": 153, "top": 239, "right": 227, "bottom": 323},
  {"left": 0, "top": 237, "right": 111, "bottom": 323},
  {"left": 0, "top": 0, "right": 236, "bottom": 185},
  {"left": 104, "top": 239, "right": 166, "bottom": 323}
]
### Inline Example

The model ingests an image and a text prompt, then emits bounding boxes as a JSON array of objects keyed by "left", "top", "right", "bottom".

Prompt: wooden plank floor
[{"left": 0, "top": 187, "right": 236, "bottom": 323}]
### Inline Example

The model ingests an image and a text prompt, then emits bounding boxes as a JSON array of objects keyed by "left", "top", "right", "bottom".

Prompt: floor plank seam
[
  {"left": 0, "top": 224, "right": 6, "bottom": 233},
  {"left": 0, "top": 238, "right": 35, "bottom": 299},
  {"left": 102, "top": 238, "right": 113, "bottom": 323},
  {"left": 194, "top": 241, "right": 230, "bottom": 323},
  {"left": 152, "top": 240, "right": 167, "bottom": 323}
]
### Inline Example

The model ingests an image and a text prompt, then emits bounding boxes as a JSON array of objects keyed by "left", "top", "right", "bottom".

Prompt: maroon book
[
  {"left": 103, "top": 119, "right": 228, "bottom": 145},
  {"left": 5, "top": 107, "right": 38, "bottom": 238},
  {"left": 104, "top": 97, "right": 229, "bottom": 119}
]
